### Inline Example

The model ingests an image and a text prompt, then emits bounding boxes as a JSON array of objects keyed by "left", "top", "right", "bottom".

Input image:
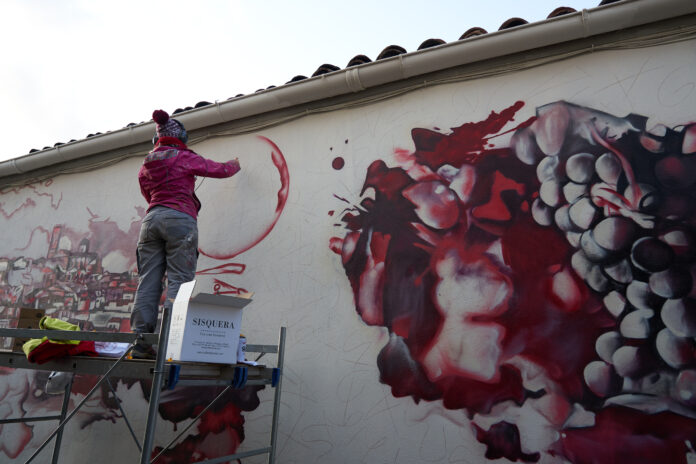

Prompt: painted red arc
[{"left": 199, "top": 136, "right": 290, "bottom": 260}]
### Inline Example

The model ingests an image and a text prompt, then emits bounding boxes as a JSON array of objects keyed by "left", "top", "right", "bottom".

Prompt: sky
[{"left": 0, "top": 0, "right": 603, "bottom": 162}]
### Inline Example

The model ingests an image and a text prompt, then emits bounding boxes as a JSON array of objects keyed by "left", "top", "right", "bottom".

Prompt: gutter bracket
[
  {"left": 215, "top": 100, "right": 226, "bottom": 124},
  {"left": 581, "top": 9, "right": 590, "bottom": 38},
  {"left": 55, "top": 145, "right": 66, "bottom": 163},
  {"left": 345, "top": 68, "right": 365, "bottom": 93},
  {"left": 11, "top": 158, "right": 23, "bottom": 174}
]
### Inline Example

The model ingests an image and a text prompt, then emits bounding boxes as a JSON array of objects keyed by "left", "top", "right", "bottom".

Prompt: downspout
[{"left": 0, "top": 0, "right": 694, "bottom": 180}]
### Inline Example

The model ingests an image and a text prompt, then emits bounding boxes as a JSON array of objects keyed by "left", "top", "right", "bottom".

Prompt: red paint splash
[
  {"left": 199, "top": 136, "right": 289, "bottom": 260},
  {"left": 332, "top": 157, "right": 345, "bottom": 170},
  {"left": 412, "top": 101, "right": 534, "bottom": 169}
]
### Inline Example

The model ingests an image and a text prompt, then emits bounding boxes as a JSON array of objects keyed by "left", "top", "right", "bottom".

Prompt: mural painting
[
  {"left": 0, "top": 37, "right": 695, "bottom": 462},
  {"left": 331, "top": 100, "right": 696, "bottom": 462},
  {"left": 0, "top": 137, "right": 288, "bottom": 462}
]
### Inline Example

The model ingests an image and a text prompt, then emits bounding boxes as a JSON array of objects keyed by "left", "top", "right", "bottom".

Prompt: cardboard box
[
  {"left": 13, "top": 308, "right": 46, "bottom": 352},
  {"left": 166, "top": 280, "right": 252, "bottom": 364}
]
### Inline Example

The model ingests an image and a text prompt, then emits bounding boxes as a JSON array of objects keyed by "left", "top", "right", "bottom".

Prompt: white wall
[{"left": 1, "top": 38, "right": 696, "bottom": 463}]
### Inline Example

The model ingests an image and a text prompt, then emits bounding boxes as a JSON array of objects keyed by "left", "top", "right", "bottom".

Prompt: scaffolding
[{"left": 0, "top": 320, "right": 286, "bottom": 464}]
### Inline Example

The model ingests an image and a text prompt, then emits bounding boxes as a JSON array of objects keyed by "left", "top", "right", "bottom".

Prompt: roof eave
[{"left": 1, "top": 0, "right": 695, "bottom": 180}]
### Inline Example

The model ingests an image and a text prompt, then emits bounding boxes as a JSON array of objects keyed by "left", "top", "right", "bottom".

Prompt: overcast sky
[{"left": 0, "top": 0, "right": 603, "bottom": 162}]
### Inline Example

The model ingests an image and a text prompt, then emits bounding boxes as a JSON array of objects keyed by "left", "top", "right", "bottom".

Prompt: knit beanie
[{"left": 152, "top": 110, "right": 186, "bottom": 140}]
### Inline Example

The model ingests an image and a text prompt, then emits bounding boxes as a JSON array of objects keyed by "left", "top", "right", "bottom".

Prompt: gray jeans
[{"left": 131, "top": 206, "right": 198, "bottom": 334}]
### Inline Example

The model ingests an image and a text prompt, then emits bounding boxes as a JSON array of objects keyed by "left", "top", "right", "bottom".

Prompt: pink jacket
[{"left": 138, "top": 142, "right": 240, "bottom": 219}]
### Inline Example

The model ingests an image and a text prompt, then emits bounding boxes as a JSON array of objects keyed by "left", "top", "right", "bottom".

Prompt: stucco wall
[{"left": 1, "top": 37, "right": 696, "bottom": 463}]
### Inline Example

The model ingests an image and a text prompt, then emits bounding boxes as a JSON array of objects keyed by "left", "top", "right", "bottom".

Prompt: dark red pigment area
[
  {"left": 556, "top": 407, "right": 696, "bottom": 464},
  {"left": 332, "top": 156, "right": 345, "bottom": 170},
  {"left": 437, "top": 365, "right": 526, "bottom": 413},
  {"left": 154, "top": 385, "right": 263, "bottom": 463},
  {"left": 412, "top": 101, "right": 534, "bottom": 170},
  {"left": 336, "top": 102, "right": 562, "bottom": 414},
  {"left": 498, "top": 216, "right": 611, "bottom": 399},
  {"left": 475, "top": 421, "right": 540, "bottom": 462}
]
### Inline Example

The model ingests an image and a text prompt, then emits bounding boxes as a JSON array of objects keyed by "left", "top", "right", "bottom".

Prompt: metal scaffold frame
[{"left": 0, "top": 319, "right": 286, "bottom": 464}]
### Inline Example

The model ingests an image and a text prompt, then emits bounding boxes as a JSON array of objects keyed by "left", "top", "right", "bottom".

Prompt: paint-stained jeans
[{"left": 131, "top": 206, "right": 198, "bottom": 334}]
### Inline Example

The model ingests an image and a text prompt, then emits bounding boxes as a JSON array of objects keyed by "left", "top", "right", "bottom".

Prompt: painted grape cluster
[
  {"left": 334, "top": 100, "right": 696, "bottom": 462},
  {"left": 515, "top": 101, "right": 696, "bottom": 414}
]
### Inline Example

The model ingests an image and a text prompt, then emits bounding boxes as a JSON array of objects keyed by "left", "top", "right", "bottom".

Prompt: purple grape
[
  {"left": 656, "top": 193, "right": 693, "bottom": 220},
  {"left": 531, "top": 198, "right": 554, "bottom": 227},
  {"left": 536, "top": 155, "right": 563, "bottom": 183},
  {"left": 580, "top": 230, "right": 611, "bottom": 262},
  {"left": 626, "top": 281, "right": 664, "bottom": 312},
  {"left": 655, "top": 328, "right": 694, "bottom": 369},
  {"left": 595, "top": 152, "right": 622, "bottom": 185},
  {"left": 660, "top": 227, "right": 696, "bottom": 262},
  {"left": 569, "top": 197, "right": 599, "bottom": 231},
  {"left": 563, "top": 182, "right": 588, "bottom": 204},
  {"left": 639, "top": 125, "right": 670, "bottom": 157},
  {"left": 554, "top": 204, "right": 576, "bottom": 232},
  {"left": 595, "top": 331, "right": 622, "bottom": 363},
  {"left": 661, "top": 298, "right": 696, "bottom": 338},
  {"left": 512, "top": 127, "right": 543, "bottom": 165},
  {"left": 586, "top": 265, "right": 610, "bottom": 293},
  {"left": 593, "top": 216, "right": 637, "bottom": 252},
  {"left": 612, "top": 345, "right": 651, "bottom": 379},
  {"left": 631, "top": 237, "right": 674, "bottom": 273},
  {"left": 603, "top": 291, "right": 627, "bottom": 318},
  {"left": 619, "top": 308, "right": 654, "bottom": 339},
  {"left": 655, "top": 155, "right": 696, "bottom": 189},
  {"left": 649, "top": 267, "right": 692, "bottom": 299},
  {"left": 571, "top": 250, "right": 592, "bottom": 278},
  {"left": 566, "top": 153, "right": 596, "bottom": 184},
  {"left": 540, "top": 180, "right": 563, "bottom": 207},
  {"left": 603, "top": 259, "right": 633, "bottom": 284},
  {"left": 566, "top": 232, "right": 581, "bottom": 249},
  {"left": 584, "top": 361, "right": 621, "bottom": 397}
]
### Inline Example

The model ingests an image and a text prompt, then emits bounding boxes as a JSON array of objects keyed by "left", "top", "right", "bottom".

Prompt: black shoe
[{"left": 130, "top": 343, "right": 157, "bottom": 360}]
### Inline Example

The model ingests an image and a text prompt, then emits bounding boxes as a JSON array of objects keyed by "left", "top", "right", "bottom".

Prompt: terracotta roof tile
[{"left": 26, "top": 0, "right": 623, "bottom": 154}]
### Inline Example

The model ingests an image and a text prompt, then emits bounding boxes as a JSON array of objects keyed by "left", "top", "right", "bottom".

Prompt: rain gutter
[{"left": 1, "top": 0, "right": 694, "bottom": 180}]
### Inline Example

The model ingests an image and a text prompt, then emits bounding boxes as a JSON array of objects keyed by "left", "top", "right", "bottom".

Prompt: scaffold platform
[{"left": 0, "top": 323, "right": 286, "bottom": 464}]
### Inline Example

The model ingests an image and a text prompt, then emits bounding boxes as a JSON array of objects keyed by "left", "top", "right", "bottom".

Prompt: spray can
[{"left": 237, "top": 334, "right": 247, "bottom": 363}]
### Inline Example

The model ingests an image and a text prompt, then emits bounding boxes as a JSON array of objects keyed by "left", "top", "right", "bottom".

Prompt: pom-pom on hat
[{"left": 152, "top": 109, "right": 186, "bottom": 140}]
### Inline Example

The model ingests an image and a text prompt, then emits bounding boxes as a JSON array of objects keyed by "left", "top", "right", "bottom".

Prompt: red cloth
[
  {"left": 138, "top": 141, "right": 240, "bottom": 219},
  {"left": 27, "top": 340, "right": 98, "bottom": 364}
]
